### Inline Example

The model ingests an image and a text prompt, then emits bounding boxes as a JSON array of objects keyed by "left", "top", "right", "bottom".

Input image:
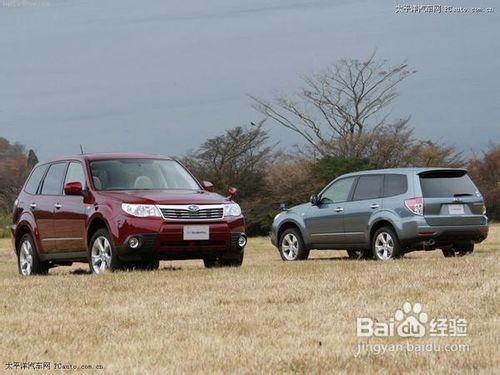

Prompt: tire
[
  {"left": 346, "top": 249, "right": 370, "bottom": 260},
  {"left": 17, "top": 233, "right": 49, "bottom": 276},
  {"left": 442, "top": 243, "right": 474, "bottom": 257},
  {"left": 279, "top": 228, "right": 309, "bottom": 261},
  {"left": 371, "top": 226, "right": 402, "bottom": 261},
  {"left": 88, "top": 229, "right": 123, "bottom": 274}
]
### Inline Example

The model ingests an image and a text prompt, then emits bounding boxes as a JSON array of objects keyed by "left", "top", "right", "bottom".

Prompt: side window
[
  {"left": 321, "top": 177, "right": 355, "bottom": 204},
  {"left": 24, "top": 165, "right": 48, "bottom": 195},
  {"left": 383, "top": 174, "right": 408, "bottom": 197},
  {"left": 41, "top": 163, "right": 67, "bottom": 195},
  {"left": 64, "top": 162, "right": 86, "bottom": 191},
  {"left": 352, "top": 175, "right": 383, "bottom": 201}
]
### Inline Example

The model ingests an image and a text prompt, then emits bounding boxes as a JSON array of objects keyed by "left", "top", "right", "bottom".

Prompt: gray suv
[{"left": 271, "top": 168, "right": 488, "bottom": 260}]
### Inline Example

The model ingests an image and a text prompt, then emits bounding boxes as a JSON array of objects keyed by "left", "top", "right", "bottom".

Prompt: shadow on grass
[
  {"left": 70, "top": 268, "right": 91, "bottom": 275},
  {"left": 66, "top": 265, "right": 184, "bottom": 275}
]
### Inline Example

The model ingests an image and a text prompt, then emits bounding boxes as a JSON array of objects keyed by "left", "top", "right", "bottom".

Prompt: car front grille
[{"left": 158, "top": 205, "right": 224, "bottom": 220}]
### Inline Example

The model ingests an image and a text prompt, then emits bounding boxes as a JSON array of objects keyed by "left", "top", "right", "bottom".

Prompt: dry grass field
[{"left": 1, "top": 226, "right": 499, "bottom": 374}]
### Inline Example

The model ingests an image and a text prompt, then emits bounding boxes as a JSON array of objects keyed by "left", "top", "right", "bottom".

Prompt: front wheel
[
  {"left": 279, "top": 228, "right": 309, "bottom": 261},
  {"left": 371, "top": 227, "right": 402, "bottom": 260},
  {"left": 17, "top": 233, "right": 49, "bottom": 276},
  {"left": 88, "top": 229, "right": 122, "bottom": 274}
]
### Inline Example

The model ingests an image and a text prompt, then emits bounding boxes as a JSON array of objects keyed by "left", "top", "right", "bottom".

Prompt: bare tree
[{"left": 250, "top": 52, "right": 416, "bottom": 156}]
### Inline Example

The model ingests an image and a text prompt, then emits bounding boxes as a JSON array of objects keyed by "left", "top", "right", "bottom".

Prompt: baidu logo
[
  {"left": 394, "top": 302, "right": 428, "bottom": 337},
  {"left": 356, "top": 302, "right": 466, "bottom": 338}
]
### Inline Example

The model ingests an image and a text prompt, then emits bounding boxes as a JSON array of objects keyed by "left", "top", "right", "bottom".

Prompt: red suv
[{"left": 11, "top": 153, "right": 246, "bottom": 275}]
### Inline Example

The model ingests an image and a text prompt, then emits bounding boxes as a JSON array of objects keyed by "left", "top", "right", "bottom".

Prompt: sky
[{"left": 0, "top": 0, "right": 499, "bottom": 161}]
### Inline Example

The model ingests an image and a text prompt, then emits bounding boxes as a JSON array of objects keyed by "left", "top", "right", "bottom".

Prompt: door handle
[
  {"left": 335, "top": 207, "right": 344, "bottom": 212},
  {"left": 54, "top": 203, "right": 62, "bottom": 209},
  {"left": 370, "top": 203, "right": 380, "bottom": 209},
  {"left": 30, "top": 203, "right": 37, "bottom": 209}
]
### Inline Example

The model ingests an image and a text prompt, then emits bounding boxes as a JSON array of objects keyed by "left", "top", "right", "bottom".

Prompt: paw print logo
[{"left": 395, "top": 302, "right": 428, "bottom": 337}]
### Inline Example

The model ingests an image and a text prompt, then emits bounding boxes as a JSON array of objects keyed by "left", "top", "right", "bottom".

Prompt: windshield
[{"left": 89, "top": 159, "right": 200, "bottom": 191}]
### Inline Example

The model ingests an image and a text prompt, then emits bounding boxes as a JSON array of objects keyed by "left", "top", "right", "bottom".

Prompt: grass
[{"left": 0, "top": 226, "right": 498, "bottom": 373}]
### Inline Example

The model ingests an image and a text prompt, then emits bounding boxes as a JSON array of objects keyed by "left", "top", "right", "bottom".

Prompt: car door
[
  {"left": 38, "top": 162, "right": 68, "bottom": 253},
  {"left": 305, "top": 177, "right": 356, "bottom": 246},
  {"left": 52, "top": 161, "right": 88, "bottom": 253},
  {"left": 343, "top": 174, "right": 384, "bottom": 245}
]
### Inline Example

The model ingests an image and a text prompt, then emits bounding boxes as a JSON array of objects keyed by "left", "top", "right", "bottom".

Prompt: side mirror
[
  {"left": 310, "top": 194, "right": 319, "bottom": 206},
  {"left": 201, "top": 181, "right": 214, "bottom": 192},
  {"left": 64, "top": 181, "right": 84, "bottom": 196},
  {"left": 227, "top": 187, "right": 238, "bottom": 200}
]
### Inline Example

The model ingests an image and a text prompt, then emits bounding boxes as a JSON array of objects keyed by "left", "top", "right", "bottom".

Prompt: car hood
[{"left": 97, "top": 189, "right": 231, "bottom": 205}]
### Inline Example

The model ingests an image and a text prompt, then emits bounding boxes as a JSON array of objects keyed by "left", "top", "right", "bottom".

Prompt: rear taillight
[
  {"left": 482, "top": 203, "right": 486, "bottom": 215},
  {"left": 404, "top": 197, "right": 423, "bottom": 215}
]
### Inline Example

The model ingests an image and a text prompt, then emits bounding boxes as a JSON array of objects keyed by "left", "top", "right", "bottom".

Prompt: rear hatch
[{"left": 418, "top": 169, "right": 484, "bottom": 226}]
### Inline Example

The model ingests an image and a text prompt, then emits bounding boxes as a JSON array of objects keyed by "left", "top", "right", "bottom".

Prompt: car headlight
[
  {"left": 223, "top": 203, "right": 242, "bottom": 217},
  {"left": 121, "top": 204, "right": 161, "bottom": 217},
  {"left": 274, "top": 212, "right": 282, "bottom": 221}
]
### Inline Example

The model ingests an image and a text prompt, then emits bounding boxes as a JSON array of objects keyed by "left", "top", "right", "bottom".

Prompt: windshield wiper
[{"left": 453, "top": 193, "right": 473, "bottom": 197}]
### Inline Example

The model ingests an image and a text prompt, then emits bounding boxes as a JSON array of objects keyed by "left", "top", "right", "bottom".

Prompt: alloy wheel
[
  {"left": 281, "top": 233, "right": 299, "bottom": 260},
  {"left": 91, "top": 236, "right": 112, "bottom": 274},
  {"left": 375, "top": 232, "right": 394, "bottom": 260},
  {"left": 19, "top": 240, "right": 34, "bottom": 276}
]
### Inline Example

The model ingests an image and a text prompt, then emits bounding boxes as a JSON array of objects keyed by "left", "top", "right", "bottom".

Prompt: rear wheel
[
  {"left": 279, "top": 228, "right": 309, "bottom": 261},
  {"left": 17, "top": 233, "right": 49, "bottom": 276},
  {"left": 371, "top": 227, "right": 402, "bottom": 260},
  {"left": 442, "top": 243, "right": 474, "bottom": 257}
]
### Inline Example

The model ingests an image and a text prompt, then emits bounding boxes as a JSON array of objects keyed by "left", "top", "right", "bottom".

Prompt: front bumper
[{"left": 111, "top": 215, "right": 246, "bottom": 261}]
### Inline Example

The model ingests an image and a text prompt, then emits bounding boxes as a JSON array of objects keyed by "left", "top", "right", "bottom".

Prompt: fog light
[
  {"left": 129, "top": 237, "right": 140, "bottom": 249},
  {"left": 238, "top": 234, "right": 247, "bottom": 247}
]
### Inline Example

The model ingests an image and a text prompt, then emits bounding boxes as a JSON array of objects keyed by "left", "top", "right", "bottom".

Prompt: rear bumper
[
  {"left": 112, "top": 215, "right": 246, "bottom": 261},
  {"left": 400, "top": 222, "right": 488, "bottom": 248}
]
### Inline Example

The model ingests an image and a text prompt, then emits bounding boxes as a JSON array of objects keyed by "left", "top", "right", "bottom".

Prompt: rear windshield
[{"left": 419, "top": 170, "right": 478, "bottom": 198}]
